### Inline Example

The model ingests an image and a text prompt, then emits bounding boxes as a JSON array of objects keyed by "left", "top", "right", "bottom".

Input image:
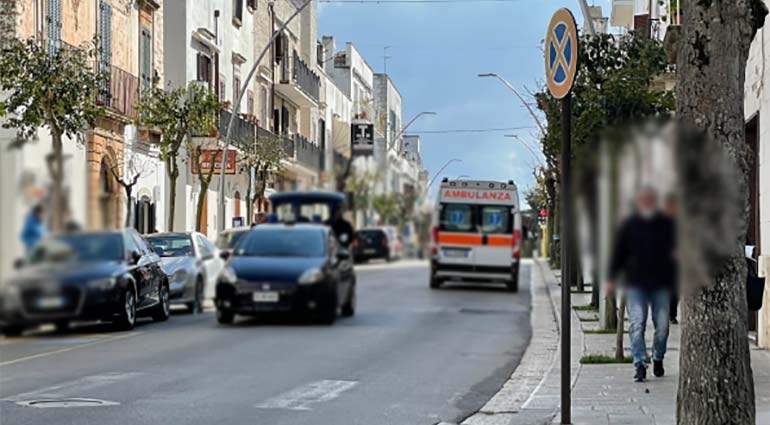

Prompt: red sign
[
  {"left": 191, "top": 150, "right": 237, "bottom": 174},
  {"left": 540, "top": 209, "right": 548, "bottom": 217},
  {"left": 442, "top": 189, "right": 512, "bottom": 202}
]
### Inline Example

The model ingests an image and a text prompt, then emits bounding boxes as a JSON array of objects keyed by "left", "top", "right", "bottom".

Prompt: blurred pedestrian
[
  {"left": 328, "top": 208, "right": 354, "bottom": 248},
  {"left": 21, "top": 204, "right": 47, "bottom": 253},
  {"left": 607, "top": 187, "right": 676, "bottom": 382},
  {"left": 663, "top": 194, "right": 679, "bottom": 324}
]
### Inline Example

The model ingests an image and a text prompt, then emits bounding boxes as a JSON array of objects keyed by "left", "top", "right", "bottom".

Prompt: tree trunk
[
  {"left": 246, "top": 166, "right": 254, "bottom": 225},
  {"left": 49, "top": 129, "right": 65, "bottom": 232},
  {"left": 614, "top": 293, "right": 626, "bottom": 360},
  {"left": 124, "top": 186, "right": 133, "bottom": 228},
  {"left": 196, "top": 181, "right": 208, "bottom": 232},
  {"left": 675, "top": 1, "right": 765, "bottom": 423},
  {"left": 166, "top": 156, "right": 178, "bottom": 232}
]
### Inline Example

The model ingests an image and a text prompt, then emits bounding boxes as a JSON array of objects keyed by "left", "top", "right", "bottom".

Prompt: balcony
[
  {"left": 97, "top": 64, "right": 140, "bottom": 120},
  {"left": 276, "top": 51, "right": 320, "bottom": 107},
  {"left": 219, "top": 109, "right": 257, "bottom": 146},
  {"left": 295, "top": 134, "right": 324, "bottom": 171}
]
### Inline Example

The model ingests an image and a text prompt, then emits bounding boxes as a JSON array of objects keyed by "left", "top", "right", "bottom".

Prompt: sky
[{"left": 318, "top": 0, "right": 600, "bottom": 204}]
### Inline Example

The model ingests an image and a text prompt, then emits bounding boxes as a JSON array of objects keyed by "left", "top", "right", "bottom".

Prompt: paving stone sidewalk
[{"left": 458, "top": 258, "right": 770, "bottom": 425}]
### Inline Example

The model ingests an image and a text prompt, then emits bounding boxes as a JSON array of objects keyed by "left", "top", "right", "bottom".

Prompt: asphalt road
[{"left": 0, "top": 261, "right": 532, "bottom": 425}]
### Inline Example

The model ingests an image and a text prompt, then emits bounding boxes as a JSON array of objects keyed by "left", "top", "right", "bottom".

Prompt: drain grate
[{"left": 15, "top": 398, "right": 120, "bottom": 408}]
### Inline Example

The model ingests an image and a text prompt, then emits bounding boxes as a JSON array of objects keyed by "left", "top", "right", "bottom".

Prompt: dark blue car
[{"left": 214, "top": 224, "right": 356, "bottom": 325}]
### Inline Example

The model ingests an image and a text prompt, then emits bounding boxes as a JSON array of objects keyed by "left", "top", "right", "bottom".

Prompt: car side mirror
[
  {"left": 129, "top": 250, "right": 142, "bottom": 265},
  {"left": 13, "top": 258, "right": 24, "bottom": 270},
  {"left": 220, "top": 250, "right": 231, "bottom": 261}
]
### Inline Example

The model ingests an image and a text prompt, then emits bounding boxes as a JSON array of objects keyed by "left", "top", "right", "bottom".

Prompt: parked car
[
  {"left": 146, "top": 232, "right": 224, "bottom": 313},
  {"left": 215, "top": 224, "right": 356, "bottom": 325},
  {"left": 353, "top": 228, "right": 397, "bottom": 263},
  {"left": 0, "top": 229, "right": 170, "bottom": 336},
  {"left": 215, "top": 227, "right": 251, "bottom": 255}
]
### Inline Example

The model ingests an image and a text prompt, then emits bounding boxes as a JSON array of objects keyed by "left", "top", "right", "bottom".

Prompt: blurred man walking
[{"left": 607, "top": 188, "right": 676, "bottom": 382}]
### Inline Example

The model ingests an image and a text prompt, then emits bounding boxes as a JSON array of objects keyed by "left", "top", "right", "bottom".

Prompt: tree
[
  {"left": 346, "top": 169, "right": 377, "bottom": 224},
  {"left": 674, "top": 1, "right": 766, "bottom": 423},
  {"left": 0, "top": 39, "right": 104, "bottom": 231},
  {"left": 108, "top": 151, "right": 154, "bottom": 227},
  {"left": 240, "top": 130, "right": 285, "bottom": 225},
  {"left": 372, "top": 193, "right": 400, "bottom": 225},
  {"left": 189, "top": 139, "right": 222, "bottom": 233},
  {"left": 138, "top": 84, "right": 220, "bottom": 231}
]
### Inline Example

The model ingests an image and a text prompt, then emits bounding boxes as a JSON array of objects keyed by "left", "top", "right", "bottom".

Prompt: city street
[{"left": 0, "top": 261, "right": 532, "bottom": 425}]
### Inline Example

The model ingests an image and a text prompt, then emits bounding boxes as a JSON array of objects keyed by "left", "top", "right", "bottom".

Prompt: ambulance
[{"left": 430, "top": 179, "right": 522, "bottom": 291}]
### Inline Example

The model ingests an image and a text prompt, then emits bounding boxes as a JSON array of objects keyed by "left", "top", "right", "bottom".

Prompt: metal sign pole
[{"left": 560, "top": 94, "right": 572, "bottom": 425}]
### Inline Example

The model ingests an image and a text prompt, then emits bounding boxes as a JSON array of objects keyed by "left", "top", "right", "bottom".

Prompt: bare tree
[
  {"left": 240, "top": 132, "right": 285, "bottom": 224},
  {"left": 675, "top": 1, "right": 767, "bottom": 423},
  {"left": 108, "top": 151, "right": 155, "bottom": 227}
]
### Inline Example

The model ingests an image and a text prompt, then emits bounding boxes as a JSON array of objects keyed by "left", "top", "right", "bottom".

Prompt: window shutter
[
  {"left": 141, "top": 27, "right": 152, "bottom": 88},
  {"left": 46, "top": 0, "right": 62, "bottom": 53},
  {"left": 99, "top": 1, "right": 113, "bottom": 72}
]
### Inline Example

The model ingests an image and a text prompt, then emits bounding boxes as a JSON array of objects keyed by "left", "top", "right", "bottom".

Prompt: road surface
[{"left": 0, "top": 261, "right": 531, "bottom": 425}]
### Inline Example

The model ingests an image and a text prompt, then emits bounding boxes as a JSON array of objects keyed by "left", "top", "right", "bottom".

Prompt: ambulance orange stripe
[
  {"left": 437, "top": 233, "right": 482, "bottom": 245},
  {"left": 487, "top": 236, "right": 513, "bottom": 247}
]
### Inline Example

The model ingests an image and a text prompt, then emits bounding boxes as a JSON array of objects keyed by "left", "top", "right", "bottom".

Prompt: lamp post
[
  {"left": 426, "top": 158, "right": 461, "bottom": 191},
  {"left": 391, "top": 111, "right": 436, "bottom": 150},
  {"left": 478, "top": 73, "right": 546, "bottom": 136},
  {"left": 504, "top": 134, "right": 544, "bottom": 167},
  {"left": 218, "top": 0, "right": 313, "bottom": 233}
]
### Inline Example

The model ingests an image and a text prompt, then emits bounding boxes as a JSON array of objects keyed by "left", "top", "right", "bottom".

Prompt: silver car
[{"left": 146, "top": 232, "right": 224, "bottom": 313}]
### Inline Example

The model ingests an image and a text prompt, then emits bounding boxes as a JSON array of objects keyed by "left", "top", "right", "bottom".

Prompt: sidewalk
[{"left": 459, "top": 258, "right": 770, "bottom": 425}]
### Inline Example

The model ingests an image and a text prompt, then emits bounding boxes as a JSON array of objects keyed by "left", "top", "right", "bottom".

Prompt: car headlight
[
  {"left": 297, "top": 268, "right": 324, "bottom": 285},
  {"left": 88, "top": 277, "right": 116, "bottom": 290},
  {"left": 219, "top": 266, "right": 237, "bottom": 284},
  {"left": 171, "top": 269, "right": 189, "bottom": 283}
]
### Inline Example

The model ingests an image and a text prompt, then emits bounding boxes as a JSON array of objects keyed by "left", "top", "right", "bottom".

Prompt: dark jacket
[{"left": 609, "top": 212, "right": 676, "bottom": 289}]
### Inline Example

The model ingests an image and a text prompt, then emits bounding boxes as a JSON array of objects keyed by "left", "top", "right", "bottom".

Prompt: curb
[{"left": 459, "top": 259, "right": 561, "bottom": 425}]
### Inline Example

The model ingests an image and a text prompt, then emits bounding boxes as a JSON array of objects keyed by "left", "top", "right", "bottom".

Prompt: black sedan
[
  {"left": 215, "top": 224, "right": 356, "bottom": 325},
  {"left": 0, "top": 230, "right": 170, "bottom": 336}
]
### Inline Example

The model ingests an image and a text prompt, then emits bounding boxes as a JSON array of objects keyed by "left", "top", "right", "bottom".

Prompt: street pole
[
  {"left": 426, "top": 158, "right": 461, "bottom": 191},
  {"left": 217, "top": 0, "right": 313, "bottom": 233},
  {"left": 560, "top": 94, "right": 572, "bottom": 425},
  {"left": 391, "top": 111, "right": 436, "bottom": 150},
  {"left": 478, "top": 73, "right": 546, "bottom": 136}
]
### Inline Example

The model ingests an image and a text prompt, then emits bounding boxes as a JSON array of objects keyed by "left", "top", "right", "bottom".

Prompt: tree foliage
[
  {"left": 0, "top": 38, "right": 105, "bottom": 230},
  {"left": 138, "top": 84, "right": 220, "bottom": 231},
  {"left": 372, "top": 193, "right": 400, "bottom": 225},
  {"left": 241, "top": 132, "right": 286, "bottom": 224}
]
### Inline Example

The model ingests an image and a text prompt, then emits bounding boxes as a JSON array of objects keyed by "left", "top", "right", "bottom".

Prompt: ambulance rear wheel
[
  {"left": 506, "top": 275, "right": 519, "bottom": 292},
  {"left": 430, "top": 274, "right": 443, "bottom": 289}
]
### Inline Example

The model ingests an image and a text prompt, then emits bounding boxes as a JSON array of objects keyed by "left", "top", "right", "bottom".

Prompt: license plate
[
  {"left": 363, "top": 249, "right": 376, "bottom": 254},
  {"left": 37, "top": 296, "right": 66, "bottom": 309},
  {"left": 443, "top": 249, "right": 469, "bottom": 258},
  {"left": 252, "top": 292, "right": 279, "bottom": 303}
]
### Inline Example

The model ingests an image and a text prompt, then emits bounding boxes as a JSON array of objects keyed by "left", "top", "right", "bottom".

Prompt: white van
[{"left": 430, "top": 179, "right": 522, "bottom": 291}]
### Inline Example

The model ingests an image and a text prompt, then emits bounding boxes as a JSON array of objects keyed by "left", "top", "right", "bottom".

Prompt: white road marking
[
  {"left": 4, "top": 372, "right": 142, "bottom": 402},
  {"left": 355, "top": 260, "right": 428, "bottom": 272},
  {"left": 255, "top": 380, "right": 358, "bottom": 411},
  {"left": 0, "top": 332, "right": 139, "bottom": 367},
  {"left": 14, "top": 398, "right": 120, "bottom": 408}
]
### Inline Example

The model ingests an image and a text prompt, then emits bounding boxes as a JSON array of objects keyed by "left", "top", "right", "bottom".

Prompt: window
[
  {"left": 219, "top": 75, "right": 226, "bottom": 103},
  {"left": 233, "top": 75, "right": 241, "bottom": 105},
  {"left": 46, "top": 0, "right": 63, "bottom": 53},
  {"left": 196, "top": 53, "right": 212, "bottom": 84},
  {"left": 140, "top": 25, "right": 153, "bottom": 89},
  {"left": 233, "top": 0, "right": 243, "bottom": 26},
  {"left": 247, "top": 90, "right": 254, "bottom": 116},
  {"left": 147, "top": 235, "right": 194, "bottom": 257},
  {"left": 479, "top": 206, "right": 511, "bottom": 234},
  {"left": 247, "top": 0, "right": 257, "bottom": 10},
  {"left": 98, "top": 1, "right": 112, "bottom": 73},
  {"left": 440, "top": 204, "right": 474, "bottom": 232}
]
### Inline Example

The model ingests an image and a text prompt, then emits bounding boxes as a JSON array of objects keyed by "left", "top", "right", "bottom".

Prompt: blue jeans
[{"left": 626, "top": 287, "right": 671, "bottom": 369}]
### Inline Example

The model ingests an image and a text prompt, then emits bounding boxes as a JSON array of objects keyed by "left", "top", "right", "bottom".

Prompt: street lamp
[
  {"left": 218, "top": 0, "right": 313, "bottom": 233},
  {"left": 504, "top": 134, "right": 544, "bottom": 166},
  {"left": 478, "top": 73, "right": 546, "bottom": 136},
  {"left": 392, "top": 111, "right": 436, "bottom": 149},
  {"left": 426, "top": 158, "right": 461, "bottom": 190}
]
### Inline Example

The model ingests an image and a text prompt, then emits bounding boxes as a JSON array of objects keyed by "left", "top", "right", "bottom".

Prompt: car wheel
[
  {"left": 1, "top": 325, "right": 24, "bottom": 337},
  {"left": 216, "top": 309, "right": 234, "bottom": 325},
  {"left": 151, "top": 281, "right": 170, "bottom": 322},
  {"left": 115, "top": 286, "right": 137, "bottom": 331},
  {"left": 186, "top": 277, "right": 204, "bottom": 314},
  {"left": 54, "top": 320, "right": 70, "bottom": 334},
  {"left": 318, "top": 291, "right": 338, "bottom": 325},
  {"left": 341, "top": 283, "right": 356, "bottom": 317}
]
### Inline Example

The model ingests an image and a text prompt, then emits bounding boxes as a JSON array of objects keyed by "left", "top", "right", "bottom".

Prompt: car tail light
[
  {"left": 353, "top": 239, "right": 359, "bottom": 250},
  {"left": 430, "top": 225, "right": 439, "bottom": 256},
  {"left": 382, "top": 237, "right": 388, "bottom": 248},
  {"left": 511, "top": 229, "right": 521, "bottom": 259}
]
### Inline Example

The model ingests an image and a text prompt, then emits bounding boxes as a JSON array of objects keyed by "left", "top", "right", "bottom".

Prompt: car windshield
[
  {"left": 147, "top": 236, "right": 193, "bottom": 257},
  {"left": 216, "top": 230, "right": 248, "bottom": 249},
  {"left": 235, "top": 228, "right": 325, "bottom": 257},
  {"left": 274, "top": 201, "right": 333, "bottom": 223},
  {"left": 27, "top": 234, "right": 124, "bottom": 264}
]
